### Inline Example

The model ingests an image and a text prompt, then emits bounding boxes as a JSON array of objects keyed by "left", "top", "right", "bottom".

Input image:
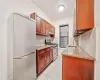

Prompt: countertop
[
  {"left": 36, "top": 45, "right": 53, "bottom": 50},
  {"left": 62, "top": 47, "right": 95, "bottom": 61}
]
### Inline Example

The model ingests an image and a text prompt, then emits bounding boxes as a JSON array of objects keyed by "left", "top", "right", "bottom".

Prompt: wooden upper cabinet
[
  {"left": 45, "top": 22, "right": 50, "bottom": 35},
  {"left": 41, "top": 19, "right": 46, "bottom": 35},
  {"left": 30, "top": 13, "right": 36, "bottom": 20},
  {"left": 76, "top": 0, "right": 94, "bottom": 30},
  {"left": 49, "top": 24, "right": 52, "bottom": 31},
  {"left": 51, "top": 26, "right": 55, "bottom": 33},
  {"left": 36, "top": 16, "right": 42, "bottom": 34},
  {"left": 50, "top": 25, "right": 55, "bottom": 38},
  {"left": 30, "top": 13, "right": 55, "bottom": 38}
]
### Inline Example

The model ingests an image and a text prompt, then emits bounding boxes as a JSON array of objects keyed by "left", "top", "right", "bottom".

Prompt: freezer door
[
  {"left": 13, "top": 13, "right": 36, "bottom": 58},
  {"left": 13, "top": 52, "right": 36, "bottom": 80}
]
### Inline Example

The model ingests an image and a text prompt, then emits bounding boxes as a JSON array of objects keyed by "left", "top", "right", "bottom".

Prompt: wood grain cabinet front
[
  {"left": 36, "top": 16, "right": 42, "bottom": 34},
  {"left": 62, "top": 56, "right": 94, "bottom": 80},
  {"left": 30, "top": 13, "right": 55, "bottom": 37},
  {"left": 50, "top": 49, "right": 53, "bottom": 62},
  {"left": 37, "top": 48, "right": 53, "bottom": 75},
  {"left": 45, "top": 51, "right": 50, "bottom": 66},
  {"left": 41, "top": 19, "right": 46, "bottom": 35},
  {"left": 45, "top": 22, "right": 50, "bottom": 35},
  {"left": 76, "top": 0, "right": 94, "bottom": 30},
  {"left": 37, "top": 50, "right": 46, "bottom": 75},
  {"left": 51, "top": 26, "right": 55, "bottom": 39}
]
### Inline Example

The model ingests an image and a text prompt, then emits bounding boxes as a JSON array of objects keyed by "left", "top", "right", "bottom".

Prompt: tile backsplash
[{"left": 78, "top": 28, "right": 96, "bottom": 58}]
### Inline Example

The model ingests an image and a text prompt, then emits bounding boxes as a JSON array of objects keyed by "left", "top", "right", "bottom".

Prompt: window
[{"left": 59, "top": 25, "right": 69, "bottom": 48}]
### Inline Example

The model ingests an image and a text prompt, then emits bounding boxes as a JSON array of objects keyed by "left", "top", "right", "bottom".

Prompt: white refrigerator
[{"left": 7, "top": 13, "right": 36, "bottom": 80}]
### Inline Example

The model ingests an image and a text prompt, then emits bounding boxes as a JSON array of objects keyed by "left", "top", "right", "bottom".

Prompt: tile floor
[{"left": 37, "top": 49, "right": 63, "bottom": 80}]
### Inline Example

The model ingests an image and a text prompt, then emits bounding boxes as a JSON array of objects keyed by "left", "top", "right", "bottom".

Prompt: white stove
[{"left": 52, "top": 44, "right": 58, "bottom": 61}]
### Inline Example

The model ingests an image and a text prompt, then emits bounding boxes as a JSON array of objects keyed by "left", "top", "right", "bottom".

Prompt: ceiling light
[{"left": 58, "top": 5, "right": 65, "bottom": 12}]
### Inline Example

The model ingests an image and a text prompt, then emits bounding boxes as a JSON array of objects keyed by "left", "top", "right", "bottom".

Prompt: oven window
[{"left": 59, "top": 25, "right": 69, "bottom": 48}]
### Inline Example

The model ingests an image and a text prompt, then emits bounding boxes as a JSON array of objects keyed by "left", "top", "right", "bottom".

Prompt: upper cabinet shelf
[
  {"left": 30, "top": 13, "right": 55, "bottom": 39},
  {"left": 74, "top": 0, "right": 94, "bottom": 36}
]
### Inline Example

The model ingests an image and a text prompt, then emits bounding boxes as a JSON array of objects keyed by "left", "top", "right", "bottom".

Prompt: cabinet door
[
  {"left": 46, "top": 51, "right": 50, "bottom": 66},
  {"left": 52, "top": 26, "right": 55, "bottom": 33},
  {"left": 36, "top": 16, "right": 41, "bottom": 34},
  {"left": 62, "top": 56, "right": 94, "bottom": 80},
  {"left": 76, "top": 0, "right": 94, "bottom": 30},
  {"left": 37, "top": 52, "right": 45, "bottom": 75},
  {"left": 52, "top": 26, "right": 55, "bottom": 39},
  {"left": 45, "top": 22, "right": 49, "bottom": 35},
  {"left": 49, "top": 24, "right": 52, "bottom": 31},
  {"left": 50, "top": 49, "right": 53, "bottom": 62},
  {"left": 41, "top": 19, "right": 46, "bottom": 34}
]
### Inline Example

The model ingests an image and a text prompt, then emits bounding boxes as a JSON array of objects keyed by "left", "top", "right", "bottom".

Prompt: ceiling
[{"left": 32, "top": 0, "right": 76, "bottom": 21}]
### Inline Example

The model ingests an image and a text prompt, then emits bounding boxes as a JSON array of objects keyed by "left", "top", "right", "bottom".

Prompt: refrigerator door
[
  {"left": 13, "top": 13, "right": 36, "bottom": 58},
  {"left": 13, "top": 52, "right": 36, "bottom": 80}
]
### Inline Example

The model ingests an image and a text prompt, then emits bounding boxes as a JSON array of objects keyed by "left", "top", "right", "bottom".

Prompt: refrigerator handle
[{"left": 14, "top": 52, "right": 35, "bottom": 59}]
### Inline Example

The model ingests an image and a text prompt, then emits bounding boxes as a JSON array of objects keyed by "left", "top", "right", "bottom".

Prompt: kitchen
[{"left": 0, "top": 0, "right": 100, "bottom": 80}]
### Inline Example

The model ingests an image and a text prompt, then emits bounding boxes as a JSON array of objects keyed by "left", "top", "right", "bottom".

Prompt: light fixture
[{"left": 58, "top": 5, "right": 65, "bottom": 12}]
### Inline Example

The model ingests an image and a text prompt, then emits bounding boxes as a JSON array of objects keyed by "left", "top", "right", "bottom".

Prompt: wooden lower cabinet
[
  {"left": 62, "top": 56, "right": 94, "bottom": 80},
  {"left": 37, "top": 50, "right": 45, "bottom": 75},
  {"left": 37, "top": 48, "right": 53, "bottom": 75},
  {"left": 45, "top": 51, "right": 50, "bottom": 66},
  {"left": 50, "top": 49, "right": 53, "bottom": 62}
]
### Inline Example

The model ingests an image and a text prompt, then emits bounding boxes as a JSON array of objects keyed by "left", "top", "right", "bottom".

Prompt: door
[
  {"left": 50, "top": 49, "right": 53, "bottom": 62},
  {"left": 41, "top": 19, "right": 46, "bottom": 34},
  {"left": 14, "top": 52, "right": 36, "bottom": 80},
  {"left": 36, "top": 16, "right": 41, "bottom": 34},
  {"left": 45, "top": 22, "right": 50, "bottom": 35},
  {"left": 38, "top": 52, "right": 46, "bottom": 74},
  {"left": 13, "top": 13, "right": 36, "bottom": 58},
  {"left": 46, "top": 51, "right": 50, "bottom": 65},
  {"left": 76, "top": 0, "right": 94, "bottom": 30},
  {"left": 52, "top": 27, "right": 55, "bottom": 33}
]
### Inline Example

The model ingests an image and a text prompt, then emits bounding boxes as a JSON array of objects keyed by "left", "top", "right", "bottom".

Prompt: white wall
[
  {"left": 94, "top": 0, "right": 100, "bottom": 80},
  {"left": 0, "top": 0, "right": 53, "bottom": 80},
  {"left": 78, "top": 28, "right": 96, "bottom": 58},
  {"left": 53, "top": 17, "right": 74, "bottom": 48}
]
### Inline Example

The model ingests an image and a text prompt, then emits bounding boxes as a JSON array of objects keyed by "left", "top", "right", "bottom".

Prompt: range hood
[{"left": 49, "top": 31, "right": 54, "bottom": 35}]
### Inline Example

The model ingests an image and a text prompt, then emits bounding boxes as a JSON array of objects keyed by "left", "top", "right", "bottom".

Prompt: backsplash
[
  {"left": 78, "top": 28, "right": 96, "bottom": 58},
  {"left": 36, "top": 35, "right": 50, "bottom": 46}
]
